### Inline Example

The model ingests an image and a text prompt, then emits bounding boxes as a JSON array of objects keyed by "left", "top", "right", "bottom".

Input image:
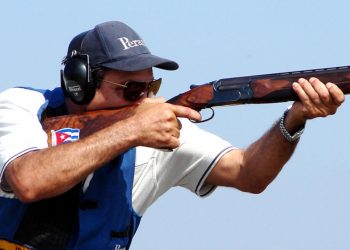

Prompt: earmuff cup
[{"left": 61, "top": 52, "right": 96, "bottom": 105}]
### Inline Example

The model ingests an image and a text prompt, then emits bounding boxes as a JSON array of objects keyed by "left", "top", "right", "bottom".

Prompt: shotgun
[{"left": 43, "top": 65, "right": 350, "bottom": 146}]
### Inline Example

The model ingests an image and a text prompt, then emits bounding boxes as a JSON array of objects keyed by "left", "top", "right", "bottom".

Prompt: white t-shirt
[{"left": 0, "top": 88, "right": 234, "bottom": 215}]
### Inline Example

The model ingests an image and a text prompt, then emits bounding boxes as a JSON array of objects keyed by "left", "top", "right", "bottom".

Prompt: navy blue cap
[{"left": 66, "top": 21, "right": 179, "bottom": 71}]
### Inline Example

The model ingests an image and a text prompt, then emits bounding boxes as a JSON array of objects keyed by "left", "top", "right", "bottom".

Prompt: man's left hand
[{"left": 286, "top": 77, "right": 345, "bottom": 128}]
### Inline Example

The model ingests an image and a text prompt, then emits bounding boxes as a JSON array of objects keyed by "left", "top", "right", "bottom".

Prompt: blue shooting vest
[{"left": 0, "top": 87, "right": 141, "bottom": 250}]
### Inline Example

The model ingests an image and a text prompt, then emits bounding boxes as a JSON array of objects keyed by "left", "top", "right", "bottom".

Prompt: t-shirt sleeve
[
  {"left": 133, "top": 118, "right": 235, "bottom": 215},
  {"left": 0, "top": 88, "right": 48, "bottom": 189},
  {"left": 154, "top": 118, "right": 235, "bottom": 197}
]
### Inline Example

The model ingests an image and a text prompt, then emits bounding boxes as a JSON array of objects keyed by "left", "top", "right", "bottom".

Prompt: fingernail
[
  {"left": 309, "top": 77, "right": 316, "bottom": 83},
  {"left": 298, "top": 78, "right": 306, "bottom": 83},
  {"left": 326, "top": 82, "right": 333, "bottom": 88}
]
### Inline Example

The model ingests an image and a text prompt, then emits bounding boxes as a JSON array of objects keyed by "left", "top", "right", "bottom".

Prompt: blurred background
[{"left": 1, "top": 1, "right": 349, "bottom": 249}]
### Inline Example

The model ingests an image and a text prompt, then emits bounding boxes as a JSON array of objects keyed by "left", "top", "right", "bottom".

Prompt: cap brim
[{"left": 101, "top": 54, "right": 179, "bottom": 71}]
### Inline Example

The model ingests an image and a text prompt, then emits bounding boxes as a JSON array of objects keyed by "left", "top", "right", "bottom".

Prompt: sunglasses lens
[
  {"left": 149, "top": 79, "right": 161, "bottom": 96},
  {"left": 124, "top": 82, "right": 148, "bottom": 101}
]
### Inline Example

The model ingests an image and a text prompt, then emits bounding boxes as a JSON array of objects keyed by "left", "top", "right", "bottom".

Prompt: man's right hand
[{"left": 128, "top": 97, "right": 201, "bottom": 149}]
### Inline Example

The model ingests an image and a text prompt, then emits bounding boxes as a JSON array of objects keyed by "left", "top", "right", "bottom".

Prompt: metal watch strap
[{"left": 279, "top": 109, "right": 305, "bottom": 142}]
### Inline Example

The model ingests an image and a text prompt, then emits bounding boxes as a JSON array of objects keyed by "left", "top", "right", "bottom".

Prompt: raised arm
[
  {"left": 205, "top": 77, "right": 345, "bottom": 193},
  {"left": 4, "top": 100, "right": 200, "bottom": 203}
]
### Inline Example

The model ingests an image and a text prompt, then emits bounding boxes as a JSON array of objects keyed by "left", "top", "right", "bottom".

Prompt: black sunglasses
[{"left": 100, "top": 78, "right": 162, "bottom": 102}]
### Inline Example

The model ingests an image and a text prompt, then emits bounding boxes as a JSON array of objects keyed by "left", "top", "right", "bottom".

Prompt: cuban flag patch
[{"left": 51, "top": 128, "right": 80, "bottom": 146}]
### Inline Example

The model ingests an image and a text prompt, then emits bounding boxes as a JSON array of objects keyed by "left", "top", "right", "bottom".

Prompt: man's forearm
[
  {"left": 204, "top": 110, "right": 301, "bottom": 193},
  {"left": 240, "top": 114, "right": 300, "bottom": 193},
  {"left": 5, "top": 118, "right": 138, "bottom": 203},
  {"left": 4, "top": 101, "right": 199, "bottom": 202}
]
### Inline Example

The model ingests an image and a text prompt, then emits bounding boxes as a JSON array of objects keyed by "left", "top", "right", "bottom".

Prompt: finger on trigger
[{"left": 173, "top": 105, "right": 201, "bottom": 122}]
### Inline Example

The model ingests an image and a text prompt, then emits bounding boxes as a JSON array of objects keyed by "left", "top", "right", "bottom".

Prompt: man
[{"left": 0, "top": 21, "right": 344, "bottom": 250}]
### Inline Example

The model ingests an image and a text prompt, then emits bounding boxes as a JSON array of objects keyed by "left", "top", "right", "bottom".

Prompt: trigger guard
[{"left": 190, "top": 107, "right": 214, "bottom": 123}]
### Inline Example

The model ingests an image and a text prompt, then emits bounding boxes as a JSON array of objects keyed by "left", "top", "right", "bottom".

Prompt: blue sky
[{"left": 1, "top": 1, "right": 350, "bottom": 249}]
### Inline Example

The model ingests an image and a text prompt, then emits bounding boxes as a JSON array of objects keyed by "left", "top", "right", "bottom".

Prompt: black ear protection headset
[{"left": 61, "top": 32, "right": 96, "bottom": 105}]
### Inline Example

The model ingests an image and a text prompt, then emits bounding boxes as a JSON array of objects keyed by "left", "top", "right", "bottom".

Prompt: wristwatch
[{"left": 279, "top": 108, "right": 305, "bottom": 142}]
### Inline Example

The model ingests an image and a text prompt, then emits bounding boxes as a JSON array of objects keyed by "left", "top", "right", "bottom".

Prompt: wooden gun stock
[
  {"left": 43, "top": 107, "right": 137, "bottom": 146},
  {"left": 43, "top": 65, "right": 350, "bottom": 145}
]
